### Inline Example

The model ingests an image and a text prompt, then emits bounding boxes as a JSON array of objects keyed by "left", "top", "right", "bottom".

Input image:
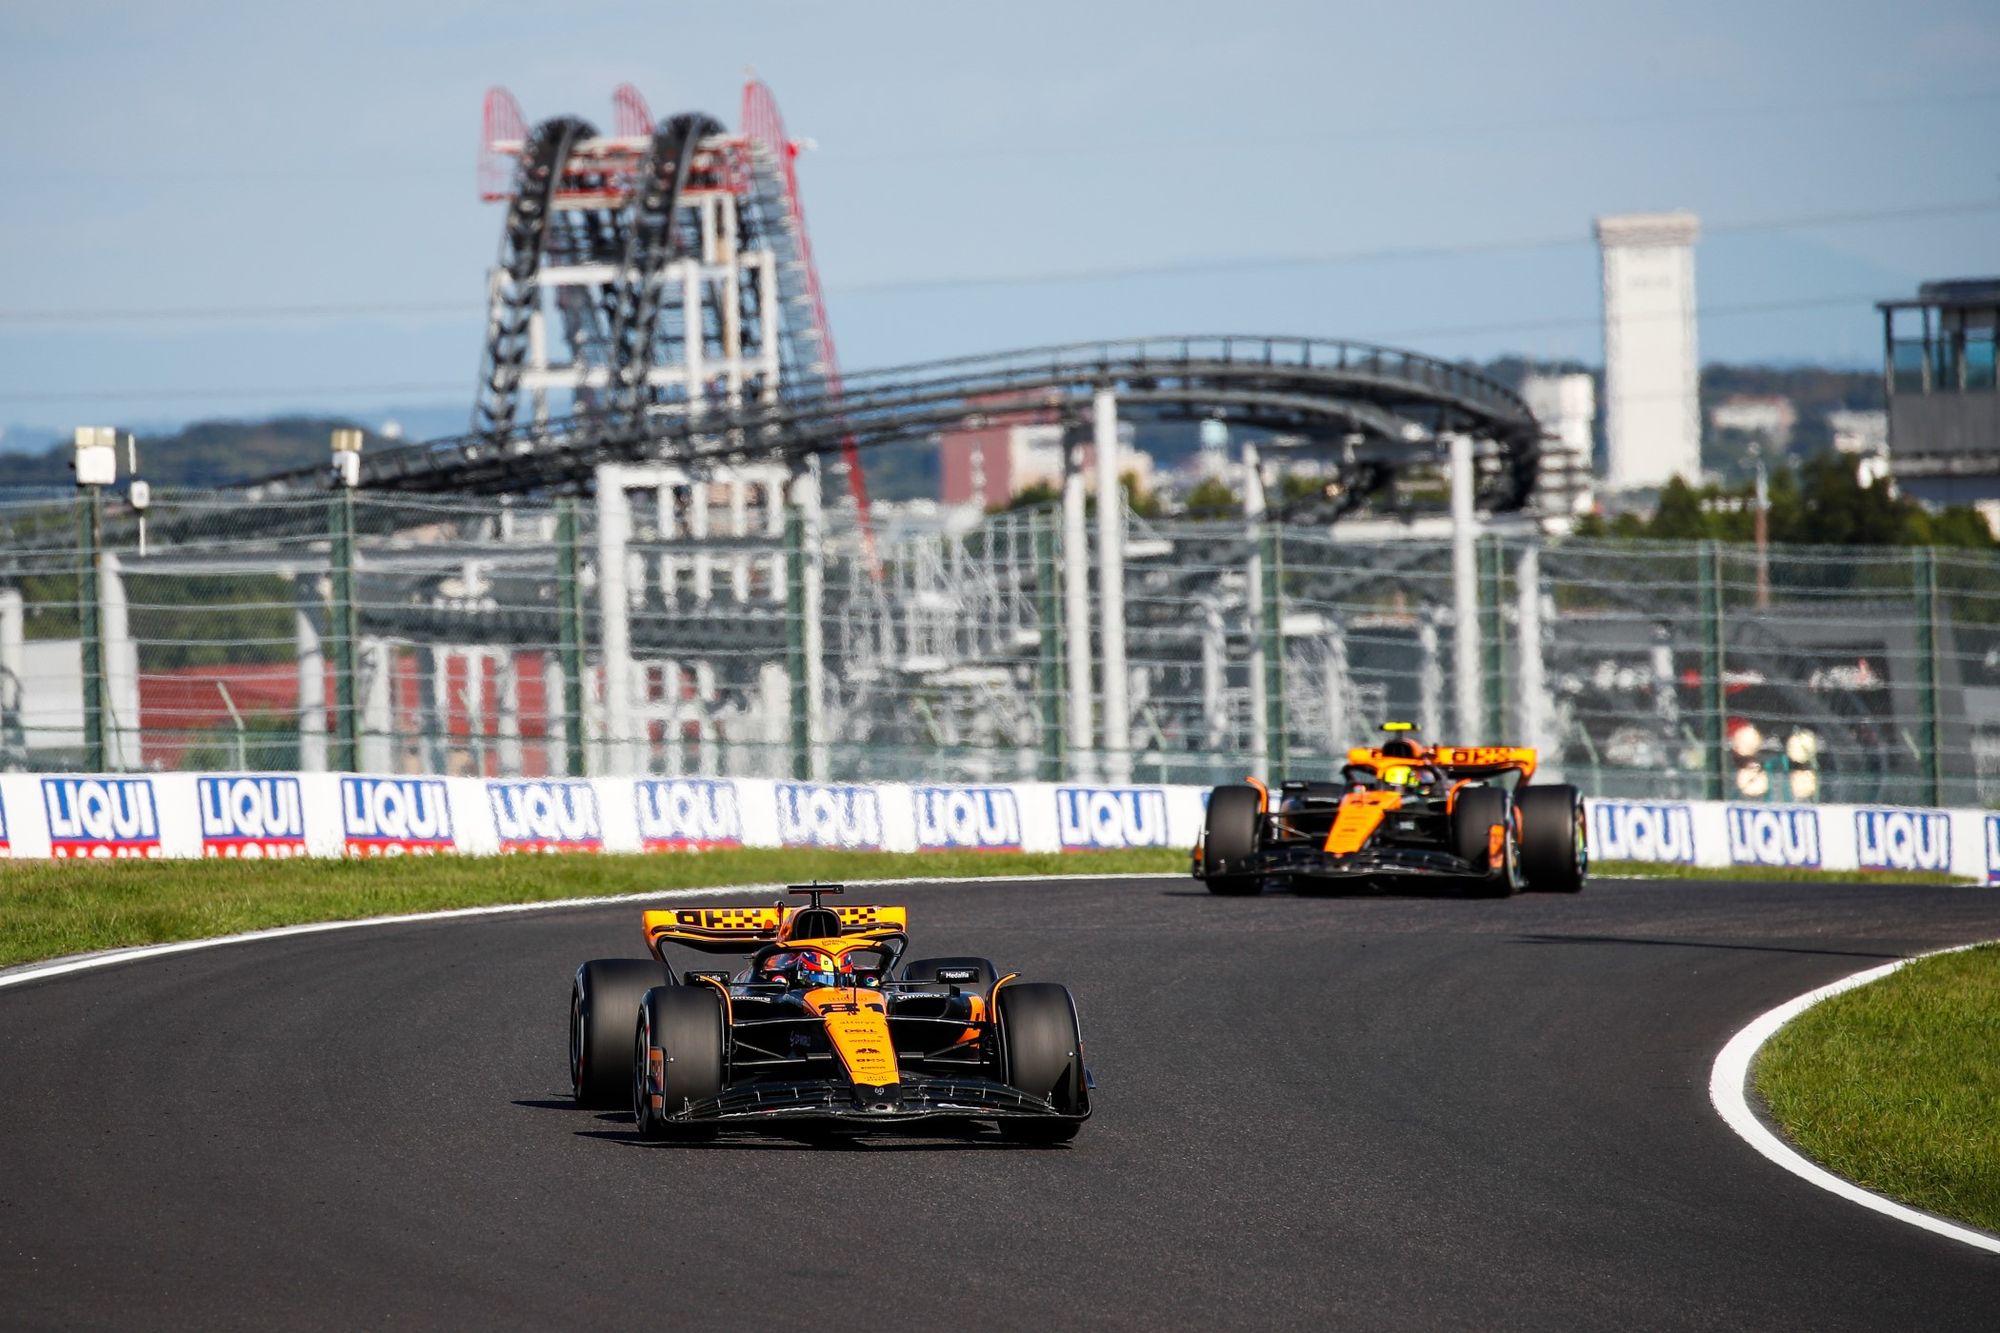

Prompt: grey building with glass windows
[{"left": 1879, "top": 278, "right": 2000, "bottom": 504}]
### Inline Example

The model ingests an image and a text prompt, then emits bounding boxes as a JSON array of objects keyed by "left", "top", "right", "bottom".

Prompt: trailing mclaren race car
[
  {"left": 569, "top": 886, "right": 1090, "bottom": 1142},
  {"left": 1192, "top": 723, "right": 1587, "bottom": 897}
]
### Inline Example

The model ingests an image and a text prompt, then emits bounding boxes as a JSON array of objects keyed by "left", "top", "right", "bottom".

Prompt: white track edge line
[
  {"left": 1708, "top": 939, "right": 2000, "bottom": 1256},
  {"left": 0, "top": 871, "right": 1169, "bottom": 995}
]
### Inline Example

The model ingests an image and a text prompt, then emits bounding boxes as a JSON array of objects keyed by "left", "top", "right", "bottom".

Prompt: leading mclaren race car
[
  {"left": 568, "top": 886, "right": 1090, "bottom": 1142},
  {"left": 1193, "top": 724, "right": 1587, "bottom": 896}
]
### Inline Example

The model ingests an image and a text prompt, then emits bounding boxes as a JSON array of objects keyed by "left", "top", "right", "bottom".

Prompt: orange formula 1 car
[
  {"left": 568, "top": 886, "right": 1090, "bottom": 1142},
  {"left": 1192, "top": 723, "right": 1587, "bottom": 897}
]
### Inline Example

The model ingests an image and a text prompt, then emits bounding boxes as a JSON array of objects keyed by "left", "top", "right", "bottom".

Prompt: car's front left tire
[
  {"left": 995, "top": 982, "right": 1086, "bottom": 1144},
  {"left": 1517, "top": 784, "right": 1587, "bottom": 893}
]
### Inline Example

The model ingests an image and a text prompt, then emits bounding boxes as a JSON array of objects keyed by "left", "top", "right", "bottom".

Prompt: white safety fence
[{"left": 0, "top": 772, "right": 1991, "bottom": 882}]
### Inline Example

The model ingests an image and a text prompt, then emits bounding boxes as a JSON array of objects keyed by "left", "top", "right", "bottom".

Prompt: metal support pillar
[
  {"left": 99, "top": 553, "right": 138, "bottom": 770},
  {"left": 555, "top": 497, "right": 587, "bottom": 778},
  {"left": 1479, "top": 533, "right": 1505, "bottom": 744},
  {"left": 1244, "top": 441, "right": 1269, "bottom": 775},
  {"left": 1514, "top": 543, "right": 1552, "bottom": 769},
  {"left": 594, "top": 466, "right": 636, "bottom": 776},
  {"left": 359, "top": 639, "right": 393, "bottom": 773},
  {"left": 1260, "top": 523, "right": 1287, "bottom": 773},
  {"left": 327, "top": 487, "right": 360, "bottom": 771},
  {"left": 784, "top": 494, "right": 810, "bottom": 781},
  {"left": 1094, "top": 389, "right": 1130, "bottom": 784},
  {"left": 496, "top": 651, "right": 523, "bottom": 777},
  {"left": 1033, "top": 511, "right": 1066, "bottom": 781},
  {"left": 1914, "top": 547, "right": 1944, "bottom": 806},
  {"left": 1698, "top": 541, "right": 1727, "bottom": 801},
  {"left": 295, "top": 577, "right": 328, "bottom": 773},
  {"left": 797, "top": 462, "right": 828, "bottom": 782},
  {"left": 1062, "top": 435, "right": 1094, "bottom": 778},
  {"left": 1449, "top": 434, "right": 1481, "bottom": 741},
  {"left": 0, "top": 589, "right": 23, "bottom": 762},
  {"left": 78, "top": 489, "right": 105, "bottom": 771}
]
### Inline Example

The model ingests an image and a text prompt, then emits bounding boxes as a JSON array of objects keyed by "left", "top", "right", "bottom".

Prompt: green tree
[
  {"left": 1183, "top": 477, "right": 1240, "bottom": 519},
  {"left": 1648, "top": 476, "right": 1713, "bottom": 541}
]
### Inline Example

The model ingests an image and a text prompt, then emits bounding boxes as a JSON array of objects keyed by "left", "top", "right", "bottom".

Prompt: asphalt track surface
[{"left": 2, "top": 876, "right": 1998, "bottom": 1330}]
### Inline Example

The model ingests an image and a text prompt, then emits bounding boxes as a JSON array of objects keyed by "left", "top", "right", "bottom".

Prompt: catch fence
[{"left": 0, "top": 486, "right": 1991, "bottom": 806}]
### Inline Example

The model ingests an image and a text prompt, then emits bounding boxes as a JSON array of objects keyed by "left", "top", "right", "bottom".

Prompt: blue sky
[{"left": 1, "top": 0, "right": 1995, "bottom": 436}]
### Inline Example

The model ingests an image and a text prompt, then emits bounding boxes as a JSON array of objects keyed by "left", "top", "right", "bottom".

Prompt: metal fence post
[
  {"left": 77, "top": 489, "right": 105, "bottom": 771},
  {"left": 1261, "top": 522, "right": 1287, "bottom": 772},
  {"left": 1914, "top": 546, "right": 1944, "bottom": 806},
  {"left": 784, "top": 501, "right": 809, "bottom": 780},
  {"left": 1033, "top": 510, "right": 1066, "bottom": 780},
  {"left": 555, "top": 497, "right": 587, "bottom": 778},
  {"left": 1479, "top": 533, "right": 1505, "bottom": 742},
  {"left": 1699, "top": 541, "right": 1727, "bottom": 800}
]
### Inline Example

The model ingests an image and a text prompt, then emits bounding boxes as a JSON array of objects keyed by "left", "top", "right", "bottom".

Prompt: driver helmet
[{"left": 795, "top": 948, "right": 852, "bottom": 988}]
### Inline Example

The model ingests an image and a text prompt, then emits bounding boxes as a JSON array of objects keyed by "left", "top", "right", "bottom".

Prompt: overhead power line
[
  {"left": 828, "top": 199, "right": 2000, "bottom": 296},
  {"left": 2, "top": 197, "right": 1993, "bottom": 330}
]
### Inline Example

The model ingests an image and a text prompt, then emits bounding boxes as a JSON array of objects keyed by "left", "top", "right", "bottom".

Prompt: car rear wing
[
  {"left": 644, "top": 903, "right": 910, "bottom": 956},
  {"left": 1344, "top": 744, "right": 1538, "bottom": 783}
]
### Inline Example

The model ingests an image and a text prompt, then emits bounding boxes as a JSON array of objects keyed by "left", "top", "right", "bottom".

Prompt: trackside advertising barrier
[{"left": 0, "top": 774, "right": 1989, "bottom": 880}]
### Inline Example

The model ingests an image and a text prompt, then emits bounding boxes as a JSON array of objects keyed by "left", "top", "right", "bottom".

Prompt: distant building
[
  {"left": 1877, "top": 278, "right": 2000, "bottom": 505},
  {"left": 1827, "top": 409, "right": 1887, "bottom": 456},
  {"left": 1711, "top": 395, "right": 1797, "bottom": 449},
  {"left": 1596, "top": 211, "right": 1701, "bottom": 490},
  {"left": 1519, "top": 372, "right": 1596, "bottom": 515},
  {"left": 938, "top": 396, "right": 1150, "bottom": 507}
]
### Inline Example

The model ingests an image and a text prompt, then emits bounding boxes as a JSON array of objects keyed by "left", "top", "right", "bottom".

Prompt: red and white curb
[{"left": 1708, "top": 941, "right": 2000, "bottom": 1256}]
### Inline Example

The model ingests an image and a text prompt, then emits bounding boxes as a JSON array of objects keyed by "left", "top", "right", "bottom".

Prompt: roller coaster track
[
  {"left": 472, "top": 116, "right": 600, "bottom": 440},
  {"left": 251, "top": 335, "right": 1543, "bottom": 513},
  {"left": 605, "top": 112, "right": 725, "bottom": 425}
]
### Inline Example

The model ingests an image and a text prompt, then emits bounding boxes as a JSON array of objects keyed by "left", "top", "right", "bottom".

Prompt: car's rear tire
[
  {"left": 632, "top": 985, "right": 726, "bottom": 1142},
  {"left": 995, "top": 982, "right": 1086, "bottom": 1144},
  {"left": 1203, "top": 784, "right": 1264, "bottom": 895},
  {"left": 1517, "top": 785, "right": 1587, "bottom": 893},
  {"left": 571, "top": 959, "right": 675, "bottom": 1107},
  {"left": 901, "top": 956, "right": 999, "bottom": 992},
  {"left": 1452, "top": 787, "right": 1517, "bottom": 898}
]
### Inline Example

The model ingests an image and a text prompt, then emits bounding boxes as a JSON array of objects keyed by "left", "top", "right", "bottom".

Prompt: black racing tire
[
  {"left": 1452, "top": 787, "right": 1517, "bottom": 898},
  {"left": 1203, "top": 784, "right": 1264, "bottom": 896},
  {"left": 1517, "top": 784, "right": 1587, "bottom": 893},
  {"left": 901, "top": 956, "right": 1000, "bottom": 992},
  {"left": 632, "top": 985, "right": 726, "bottom": 1142},
  {"left": 995, "top": 982, "right": 1086, "bottom": 1144},
  {"left": 571, "top": 959, "right": 675, "bottom": 1108}
]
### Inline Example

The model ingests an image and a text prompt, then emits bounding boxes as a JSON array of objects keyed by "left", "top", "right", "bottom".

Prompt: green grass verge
[
  {"left": 1594, "top": 860, "right": 1964, "bottom": 885},
  {"left": 0, "top": 848, "right": 1184, "bottom": 970},
  {"left": 1756, "top": 944, "right": 2000, "bottom": 1233}
]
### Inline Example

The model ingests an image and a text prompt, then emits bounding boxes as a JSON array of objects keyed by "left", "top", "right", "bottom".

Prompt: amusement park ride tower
[{"left": 472, "top": 79, "right": 863, "bottom": 775}]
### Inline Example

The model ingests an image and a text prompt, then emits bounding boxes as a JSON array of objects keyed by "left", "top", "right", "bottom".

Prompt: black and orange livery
[
  {"left": 1193, "top": 724, "right": 1588, "bottom": 897},
  {"left": 569, "top": 886, "right": 1090, "bottom": 1142}
]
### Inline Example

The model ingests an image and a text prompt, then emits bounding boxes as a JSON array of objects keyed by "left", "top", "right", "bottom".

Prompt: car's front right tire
[
  {"left": 632, "top": 985, "right": 726, "bottom": 1142},
  {"left": 1203, "top": 784, "right": 1265, "bottom": 895}
]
